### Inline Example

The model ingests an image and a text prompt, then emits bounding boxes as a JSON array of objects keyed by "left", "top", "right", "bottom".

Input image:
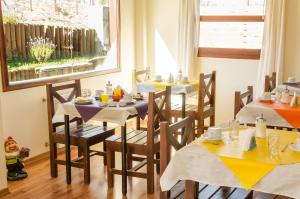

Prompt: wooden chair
[
  {"left": 264, "top": 72, "right": 276, "bottom": 92},
  {"left": 160, "top": 116, "right": 196, "bottom": 199},
  {"left": 106, "top": 86, "right": 171, "bottom": 194},
  {"left": 172, "top": 71, "right": 216, "bottom": 136},
  {"left": 46, "top": 80, "right": 115, "bottom": 184},
  {"left": 234, "top": 86, "right": 253, "bottom": 119},
  {"left": 132, "top": 67, "right": 151, "bottom": 86},
  {"left": 160, "top": 116, "right": 255, "bottom": 199}
]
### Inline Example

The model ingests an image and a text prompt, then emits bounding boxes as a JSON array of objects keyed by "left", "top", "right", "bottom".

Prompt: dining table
[
  {"left": 53, "top": 98, "right": 148, "bottom": 195},
  {"left": 236, "top": 96, "right": 300, "bottom": 129},
  {"left": 136, "top": 80, "right": 198, "bottom": 95},
  {"left": 160, "top": 128, "right": 300, "bottom": 199}
]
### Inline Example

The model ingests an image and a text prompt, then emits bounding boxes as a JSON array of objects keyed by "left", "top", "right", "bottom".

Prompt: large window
[
  {"left": 0, "top": 0, "right": 120, "bottom": 91},
  {"left": 198, "top": 0, "right": 265, "bottom": 59}
]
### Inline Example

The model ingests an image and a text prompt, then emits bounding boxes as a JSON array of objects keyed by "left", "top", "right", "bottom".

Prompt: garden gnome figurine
[{"left": 5, "top": 136, "right": 30, "bottom": 181}]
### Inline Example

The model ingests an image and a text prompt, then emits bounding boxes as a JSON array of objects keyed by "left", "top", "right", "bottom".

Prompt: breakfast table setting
[
  {"left": 135, "top": 73, "right": 198, "bottom": 95},
  {"left": 160, "top": 126, "right": 300, "bottom": 199},
  {"left": 236, "top": 77, "right": 300, "bottom": 129}
]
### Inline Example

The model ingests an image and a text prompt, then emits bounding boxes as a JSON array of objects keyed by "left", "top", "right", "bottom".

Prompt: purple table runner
[{"left": 75, "top": 100, "right": 148, "bottom": 123}]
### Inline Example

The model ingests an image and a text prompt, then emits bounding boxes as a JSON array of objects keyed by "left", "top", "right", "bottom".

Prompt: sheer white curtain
[
  {"left": 256, "top": 0, "right": 286, "bottom": 98},
  {"left": 177, "top": 0, "right": 199, "bottom": 80}
]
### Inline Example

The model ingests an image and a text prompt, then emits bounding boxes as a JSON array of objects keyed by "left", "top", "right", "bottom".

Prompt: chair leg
[
  {"left": 78, "top": 145, "right": 83, "bottom": 157},
  {"left": 83, "top": 144, "right": 90, "bottom": 184},
  {"left": 50, "top": 142, "right": 58, "bottom": 178},
  {"left": 127, "top": 153, "right": 133, "bottom": 170},
  {"left": 136, "top": 117, "right": 141, "bottom": 130},
  {"left": 103, "top": 142, "right": 107, "bottom": 166},
  {"left": 147, "top": 154, "right": 155, "bottom": 194},
  {"left": 155, "top": 152, "right": 160, "bottom": 174},
  {"left": 106, "top": 144, "right": 115, "bottom": 188}
]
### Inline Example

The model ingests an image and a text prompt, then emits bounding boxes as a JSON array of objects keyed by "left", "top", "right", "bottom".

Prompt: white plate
[{"left": 289, "top": 143, "right": 300, "bottom": 152}]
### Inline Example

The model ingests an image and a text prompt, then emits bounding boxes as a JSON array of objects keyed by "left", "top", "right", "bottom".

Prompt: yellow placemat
[{"left": 195, "top": 129, "right": 300, "bottom": 189}]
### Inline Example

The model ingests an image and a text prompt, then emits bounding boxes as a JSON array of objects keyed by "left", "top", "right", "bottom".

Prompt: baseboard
[
  {"left": 0, "top": 188, "right": 10, "bottom": 197},
  {"left": 24, "top": 147, "right": 68, "bottom": 166}
]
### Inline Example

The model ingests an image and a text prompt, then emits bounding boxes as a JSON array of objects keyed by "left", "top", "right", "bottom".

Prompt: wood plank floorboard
[{"left": 0, "top": 122, "right": 293, "bottom": 199}]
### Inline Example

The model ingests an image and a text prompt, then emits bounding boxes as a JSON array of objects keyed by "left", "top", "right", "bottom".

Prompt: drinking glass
[
  {"left": 100, "top": 94, "right": 109, "bottom": 104},
  {"left": 267, "top": 132, "right": 280, "bottom": 158},
  {"left": 230, "top": 120, "right": 240, "bottom": 140}
]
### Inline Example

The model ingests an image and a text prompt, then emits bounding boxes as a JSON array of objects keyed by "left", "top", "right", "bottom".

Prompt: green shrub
[
  {"left": 28, "top": 37, "right": 56, "bottom": 63},
  {"left": 3, "top": 15, "right": 18, "bottom": 24}
]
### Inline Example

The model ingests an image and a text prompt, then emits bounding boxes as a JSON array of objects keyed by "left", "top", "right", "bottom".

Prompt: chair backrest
[
  {"left": 234, "top": 86, "right": 253, "bottom": 119},
  {"left": 197, "top": 71, "right": 216, "bottom": 135},
  {"left": 132, "top": 67, "right": 151, "bottom": 86},
  {"left": 46, "top": 80, "right": 82, "bottom": 133},
  {"left": 159, "top": 116, "right": 195, "bottom": 199},
  {"left": 264, "top": 72, "right": 276, "bottom": 92},
  {"left": 147, "top": 86, "right": 171, "bottom": 149}
]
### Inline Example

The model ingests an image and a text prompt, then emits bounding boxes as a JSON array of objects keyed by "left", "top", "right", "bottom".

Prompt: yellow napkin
[
  {"left": 220, "top": 157, "right": 275, "bottom": 190},
  {"left": 196, "top": 129, "right": 300, "bottom": 190}
]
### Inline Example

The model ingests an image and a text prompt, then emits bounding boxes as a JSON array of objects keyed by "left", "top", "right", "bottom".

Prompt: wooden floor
[{"left": 0, "top": 121, "right": 293, "bottom": 199}]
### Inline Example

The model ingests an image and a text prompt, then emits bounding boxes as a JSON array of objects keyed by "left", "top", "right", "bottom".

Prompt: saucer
[{"left": 289, "top": 143, "right": 300, "bottom": 152}]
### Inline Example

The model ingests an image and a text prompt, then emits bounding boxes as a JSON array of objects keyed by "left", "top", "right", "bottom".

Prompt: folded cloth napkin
[{"left": 239, "top": 129, "right": 257, "bottom": 151}]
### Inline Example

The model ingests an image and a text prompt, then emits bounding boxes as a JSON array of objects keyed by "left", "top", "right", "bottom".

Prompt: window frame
[
  {"left": 198, "top": 15, "right": 264, "bottom": 60},
  {"left": 0, "top": 0, "right": 121, "bottom": 92}
]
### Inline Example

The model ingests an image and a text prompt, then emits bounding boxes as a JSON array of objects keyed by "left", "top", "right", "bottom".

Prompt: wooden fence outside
[{"left": 3, "top": 23, "right": 97, "bottom": 61}]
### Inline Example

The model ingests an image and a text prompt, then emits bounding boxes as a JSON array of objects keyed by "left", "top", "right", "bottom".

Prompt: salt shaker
[
  {"left": 105, "top": 81, "right": 113, "bottom": 95},
  {"left": 281, "top": 86, "right": 290, "bottom": 104},
  {"left": 255, "top": 114, "right": 267, "bottom": 138}
]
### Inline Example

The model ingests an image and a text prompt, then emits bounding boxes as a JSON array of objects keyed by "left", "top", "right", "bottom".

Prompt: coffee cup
[
  {"left": 155, "top": 75, "right": 162, "bottom": 81},
  {"left": 181, "top": 76, "right": 189, "bottom": 82},
  {"left": 207, "top": 127, "right": 222, "bottom": 140},
  {"left": 95, "top": 89, "right": 104, "bottom": 97}
]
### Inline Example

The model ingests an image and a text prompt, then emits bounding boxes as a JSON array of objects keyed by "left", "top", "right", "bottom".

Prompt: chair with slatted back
[
  {"left": 234, "top": 86, "right": 253, "bottom": 119},
  {"left": 160, "top": 116, "right": 255, "bottom": 199},
  {"left": 264, "top": 72, "right": 276, "bottom": 92},
  {"left": 160, "top": 116, "right": 196, "bottom": 199},
  {"left": 46, "top": 80, "right": 115, "bottom": 184},
  {"left": 171, "top": 71, "right": 216, "bottom": 137},
  {"left": 132, "top": 67, "right": 151, "bottom": 86},
  {"left": 105, "top": 86, "right": 171, "bottom": 194}
]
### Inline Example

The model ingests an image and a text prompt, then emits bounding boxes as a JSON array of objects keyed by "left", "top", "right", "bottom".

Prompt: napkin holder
[{"left": 239, "top": 129, "right": 257, "bottom": 151}]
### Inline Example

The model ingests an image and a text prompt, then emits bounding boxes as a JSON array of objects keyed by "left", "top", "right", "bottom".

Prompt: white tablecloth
[
  {"left": 236, "top": 101, "right": 292, "bottom": 128},
  {"left": 275, "top": 84, "right": 300, "bottom": 95},
  {"left": 136, "top": 82, "right": 197, "bottom": 95},
  {"left": 160, "top": 143, "right": 300, "bottom": 199},
  {"left": 53, "top": 101, "right": 141, "bottom": 125}
]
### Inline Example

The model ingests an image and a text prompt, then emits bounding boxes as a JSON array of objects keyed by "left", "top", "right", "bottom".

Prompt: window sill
[
  {"left": 3, "top": 67, "right": 121, "bottom": 92},
  {"left": 198, "top": 47, "right": 261, "bottom": 60}
]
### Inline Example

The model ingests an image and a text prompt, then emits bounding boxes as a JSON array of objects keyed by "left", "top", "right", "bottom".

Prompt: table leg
[
  {"left": 181, "top": 93, "right": 186, "bottom": 144},
  {"left": 64, "top": 115, "right": 71, "bottom": 184},
  {"left": 121, "top": 123, "right": 127, "bottom": 195}
]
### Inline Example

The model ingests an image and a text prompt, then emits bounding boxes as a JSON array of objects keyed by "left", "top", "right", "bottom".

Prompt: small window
[
  {"left": 198, "top": 0, "right": 265, "bottom": 59},
  {"left": 0, "top": 0, "right": 120, "bottom": 91}
]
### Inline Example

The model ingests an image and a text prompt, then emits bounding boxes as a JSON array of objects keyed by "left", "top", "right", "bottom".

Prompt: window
[
  {"left": 0, "top": 0, "right": 120, "bottom": 91},
  {"left": 198, "top": 0, "right": 265, "bottom": 59}
]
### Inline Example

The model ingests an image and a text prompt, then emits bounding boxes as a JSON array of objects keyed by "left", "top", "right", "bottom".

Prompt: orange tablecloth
[{"left": 258, "top": 97, "right": 300, "bottom": 128}]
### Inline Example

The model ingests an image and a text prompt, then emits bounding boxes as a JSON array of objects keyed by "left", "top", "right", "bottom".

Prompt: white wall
[
  {"left": 198, "top": 58, "right": 259, "bottom": 123},
  {"left": 284, "top": 0, "right": 300, "bottom": 80},
  {"left": 0, "top": 0, "right": 136, "bottom": 159},
  {"left": 0, "top": 96, "right": 7, "bottom": 190}
]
